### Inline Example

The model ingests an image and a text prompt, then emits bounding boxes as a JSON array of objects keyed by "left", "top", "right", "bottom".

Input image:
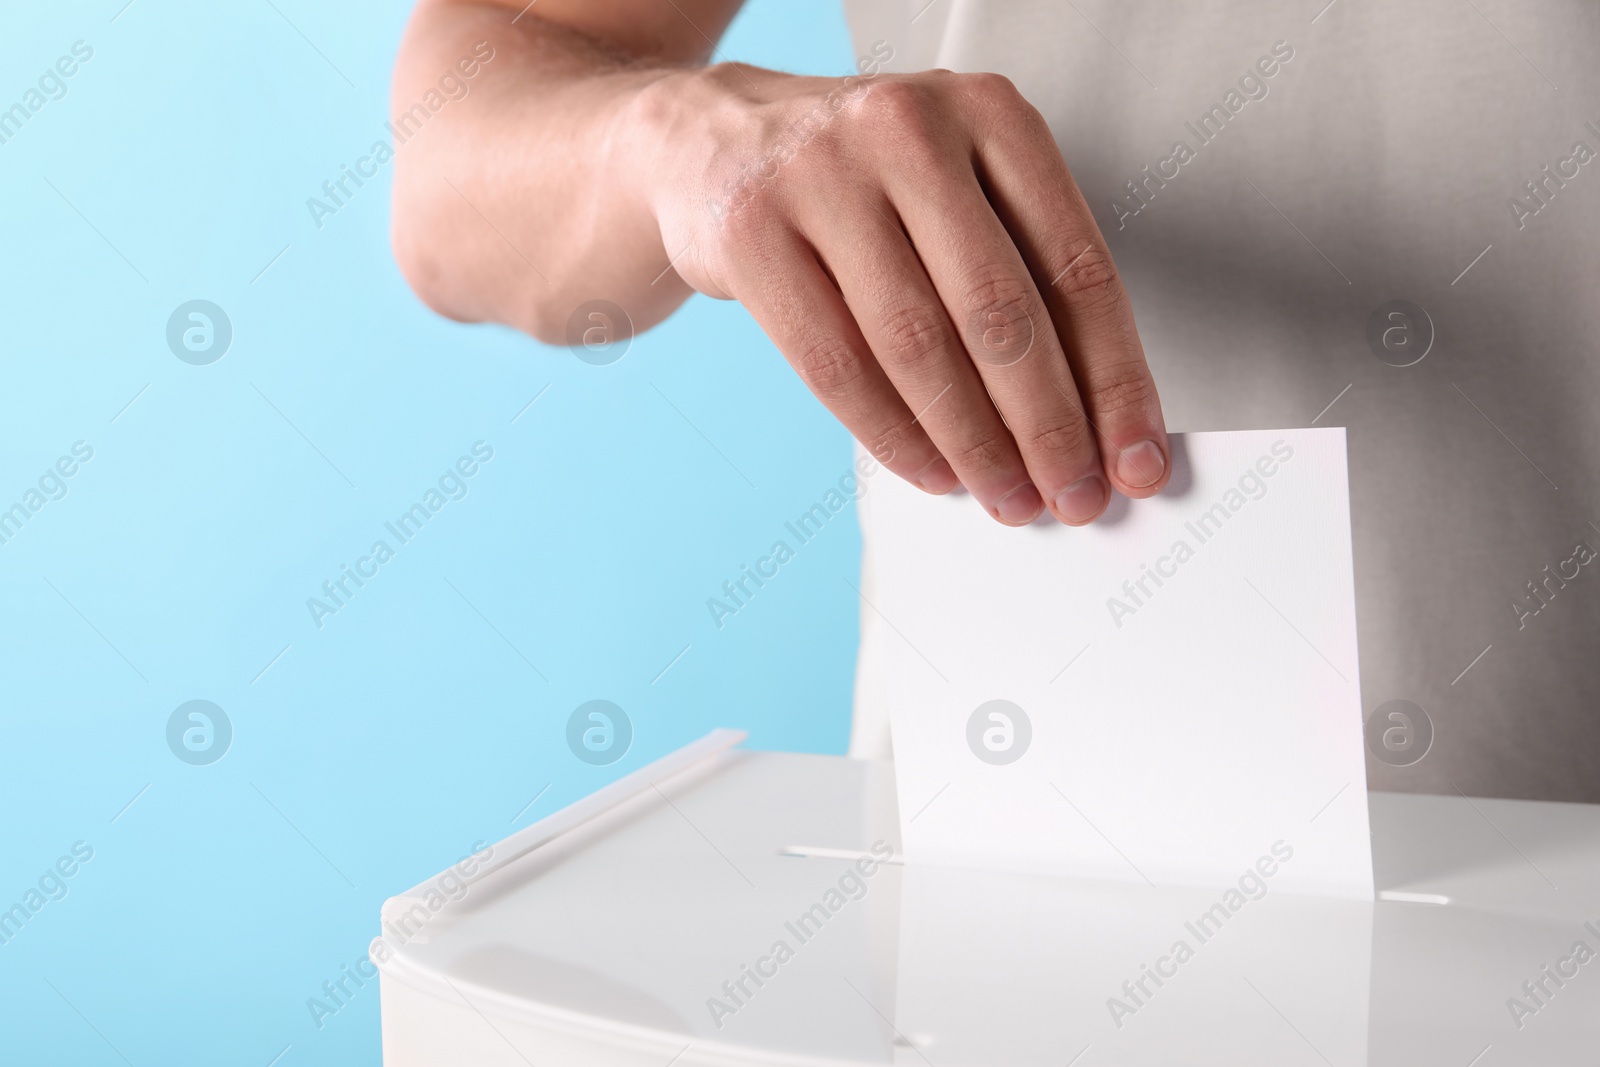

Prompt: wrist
[{"left": 619, "top": 62, "right": 786, "bottom": 229}]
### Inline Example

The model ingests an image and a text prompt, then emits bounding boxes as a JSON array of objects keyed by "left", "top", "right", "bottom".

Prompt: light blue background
[{"left": 0, "top": 3, "right": 858, "bottom": 1062}]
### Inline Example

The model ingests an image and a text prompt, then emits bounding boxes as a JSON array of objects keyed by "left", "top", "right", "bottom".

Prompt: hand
[{"left": 638, "top": 63, "right": 1170, "bottom": 525}]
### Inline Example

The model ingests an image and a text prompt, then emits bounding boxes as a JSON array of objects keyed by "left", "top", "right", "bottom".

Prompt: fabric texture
[{"left": 844, "top": 0, "right": 1600, "bottom": 802}]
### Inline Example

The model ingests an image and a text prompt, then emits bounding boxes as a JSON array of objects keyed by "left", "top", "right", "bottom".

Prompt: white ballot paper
[{"left": 858, "top": 428, "right": 1373, "bottom": 900}]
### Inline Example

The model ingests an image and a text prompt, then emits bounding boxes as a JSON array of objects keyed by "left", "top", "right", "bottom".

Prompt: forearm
[
  {"left": 389, "top": 1, "right": 709, "bottom": 340},
  {"left": 392, "top": 0, "right": 1173, "bottom": 528}
]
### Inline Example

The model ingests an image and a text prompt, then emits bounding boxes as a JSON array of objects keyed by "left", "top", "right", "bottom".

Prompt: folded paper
[{"left": 857, "top": 428, "right": 1373, "bottom": 899}]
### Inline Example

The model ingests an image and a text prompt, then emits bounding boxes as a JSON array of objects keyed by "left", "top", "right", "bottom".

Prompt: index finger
[{"left": 969, "top": 76, "right": 1171, "bottom": 500}]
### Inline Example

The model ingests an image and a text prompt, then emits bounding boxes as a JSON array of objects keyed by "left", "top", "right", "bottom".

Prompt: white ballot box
[{"left": 377, "top": 733, "right": 1600, "bottom": 1065}]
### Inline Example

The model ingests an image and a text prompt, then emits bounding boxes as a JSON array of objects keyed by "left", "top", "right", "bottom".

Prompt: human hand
[{"left": 638, "top": 63, "right": 1170, "bottom": 525}]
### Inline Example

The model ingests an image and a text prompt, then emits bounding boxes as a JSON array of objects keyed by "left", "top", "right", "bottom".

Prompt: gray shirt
[{"left": 844, "top": 0, "right": 1600, "bottom": 801}]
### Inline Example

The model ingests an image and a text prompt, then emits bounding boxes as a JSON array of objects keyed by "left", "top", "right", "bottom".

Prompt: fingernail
[
  {"left": 1116, "top": 439, "right": 1166, "bottom": 489},
  {"left": 993, "top": 482, "right": 1044, "bottom": 525},
  {"left": 1053, "top": 476, "right": 1106, "bottom": 525},
  {"left": 915, "top": 456, "right": 959, "bottom": 494}
]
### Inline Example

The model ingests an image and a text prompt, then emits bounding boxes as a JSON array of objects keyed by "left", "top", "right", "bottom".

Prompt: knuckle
[
  {"left": 1024, "top": 415, "right": 1096, "bottom": 464},
  {"left": 791, "top": 334, "right": 866, "bottom": 396},
  {"left": 1050, "top": 243, "right": 1123, "bottom": 309},
  {"left": 716, "top": 197, "right": 778, "bottom": 252},
  {"left": 704, "top": 61, "right": 756, "bottom": 91},
  {"left": 859, "top": 79, "right": 942, "bottom": 148},
  {"left": 964, "top": 267, "right": 1035, "bottom": 320},
  {"left": 948, "top": 426, "right": 1015, "bottom": 476},
  {"left": 866, "top": 420, "right": 920, "bottom": 467},
  {"left": 877, "top": 303, "right": 952, "bottom": 371},
  {"left": 961, "top": 269, "right": 1039, "bottom": 356},
  {"left": 852, "top": 76, "right": 968, "bottom": 168},
  {"left": 867, "top": 78, "right": 930, "bottom": 125},
  {"left": 960, "top": 71, "right": 1021, "bottom": 106},
  {"left": 958, "top": 72, "right": 1046, "bottom": 135},
  {"left": 1091, "top": 362, "right": 1159, "bottom": 418}
]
